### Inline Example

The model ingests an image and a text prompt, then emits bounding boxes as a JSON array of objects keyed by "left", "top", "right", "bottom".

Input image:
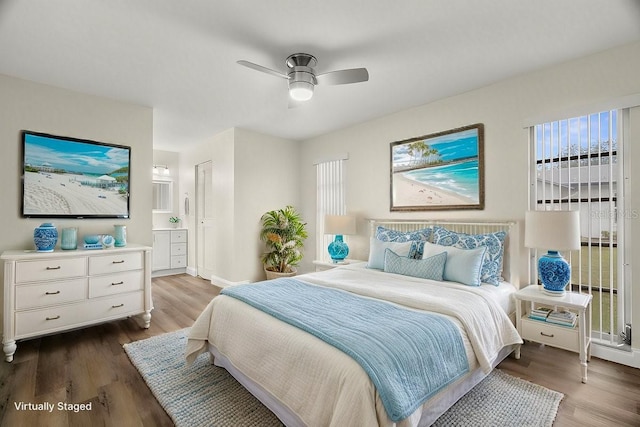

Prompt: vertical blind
[
  {"left": 530, "top": 110, "right": 625, "bottom": 346},
  {"left": 316, "top": 158, "right": 347, "bottom": 261}
]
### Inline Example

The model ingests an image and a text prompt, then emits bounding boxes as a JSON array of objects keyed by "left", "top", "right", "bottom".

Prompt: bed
[{"left": 186, "top": 220, "right": 523, "bottom": 427}]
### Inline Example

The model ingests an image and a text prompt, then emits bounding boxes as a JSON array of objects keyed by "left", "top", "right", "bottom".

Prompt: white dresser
[
  {"left": 152, "top": 229, "right": 187, "bottom": 276},
  {"left": 1, "top": 244, "right": 153, "bottom": 362}
]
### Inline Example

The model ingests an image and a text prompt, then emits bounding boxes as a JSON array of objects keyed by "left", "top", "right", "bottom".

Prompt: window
[
  {"left": 530, "top": 110, "right": 628, "bottom": 346},
  {"left": 316, "top": 156, "right": 347, "bottom": 261}
]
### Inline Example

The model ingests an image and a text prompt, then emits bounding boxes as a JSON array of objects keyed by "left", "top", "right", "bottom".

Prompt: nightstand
[
  {"left": 313, "top": 259, "right": 365, "bottom": 271},
  {"left": 514, "top": 285, "right": 593, "bottom": 383}
]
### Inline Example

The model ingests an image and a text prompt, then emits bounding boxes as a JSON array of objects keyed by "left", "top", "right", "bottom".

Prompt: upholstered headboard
[{"left": 368, "top": 219, "right": 520, "bottom": 288}]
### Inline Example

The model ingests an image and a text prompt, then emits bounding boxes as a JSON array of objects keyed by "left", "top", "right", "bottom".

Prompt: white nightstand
[
  {"left": 313, "top": 259, "right": 366, "bottom": 271},
  {"left": 514, "top": 285, "right": 593, "bottom": 383}
]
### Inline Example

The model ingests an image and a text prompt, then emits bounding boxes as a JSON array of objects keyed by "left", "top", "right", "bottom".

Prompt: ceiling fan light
[{"left": 289, "top": 81, "right": 314, "bottom": 101}]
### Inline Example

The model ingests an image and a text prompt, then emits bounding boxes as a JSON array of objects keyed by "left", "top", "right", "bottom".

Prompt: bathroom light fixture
[{"left": 153, "top": 164, "right": 170, "bottom": 175}]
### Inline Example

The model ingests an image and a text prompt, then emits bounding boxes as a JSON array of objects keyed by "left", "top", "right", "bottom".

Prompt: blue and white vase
[{"left": 34, "top": 223, "right": 58, "bottom": 252}]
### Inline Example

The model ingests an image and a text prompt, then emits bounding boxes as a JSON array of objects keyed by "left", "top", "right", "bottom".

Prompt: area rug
[{"left": 124, "top": 329, "right": 563, "bottom": 427}]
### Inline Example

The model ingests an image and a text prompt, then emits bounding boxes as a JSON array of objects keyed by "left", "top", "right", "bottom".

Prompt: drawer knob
[
  {"left": 540, "top": 332, "right": 555, "bottom": 338},
  {"left": 112, "top": 260, "right": 125, "bottom": 264},
  {"left": 46, "top": 266, "right": 61, "bottom": 270},
  {"left": 111, "top": 281, "right": 124, "bottom": 286},
  {"left": 46, "top": 315, "right": 61, "bottom": 321},
  {"left": 45, "top": 291, "right": 61, "bottom": 295},
  {"left": 112, "top": 303, "right": 124, "bottom": 308}
]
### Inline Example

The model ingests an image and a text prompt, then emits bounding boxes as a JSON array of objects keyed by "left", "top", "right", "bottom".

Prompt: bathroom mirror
[{"left": 153, "top": 180, "right": 173, "bottom": 213}]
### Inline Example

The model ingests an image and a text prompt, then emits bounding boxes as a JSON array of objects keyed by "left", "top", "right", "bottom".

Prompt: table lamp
[
  {"left": 525, "top": 210, "right": 581, "bottom": 296},
  {"left": 324, "top": 215, "right": 356, "bottom": 263}
]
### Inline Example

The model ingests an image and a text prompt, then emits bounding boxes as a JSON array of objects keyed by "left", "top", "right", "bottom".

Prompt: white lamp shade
[
  {"left": 324, "top": 215, "right": 356, "bottom": 235},
  {"left": 525, "top": 210, "right": 581, "bottom": 251}
]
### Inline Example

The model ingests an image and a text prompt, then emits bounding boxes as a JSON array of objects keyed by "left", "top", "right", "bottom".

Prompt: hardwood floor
[{"left": 1, "top": 274, "right": 638, "bottom": 426}]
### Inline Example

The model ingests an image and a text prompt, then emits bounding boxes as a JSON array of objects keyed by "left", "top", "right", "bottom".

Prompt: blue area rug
[{"left": 124, "top": 328, "right": 563, "bottom": 427}]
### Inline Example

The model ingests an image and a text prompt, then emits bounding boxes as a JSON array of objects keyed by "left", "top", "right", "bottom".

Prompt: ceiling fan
[{"left": 237, "top": 53, "right": 369, "bottom": 102}]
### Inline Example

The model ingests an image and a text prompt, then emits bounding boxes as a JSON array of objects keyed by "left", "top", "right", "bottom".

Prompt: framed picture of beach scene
[{"left": 390, "top": 123, "right": 484, "bottom": 211}]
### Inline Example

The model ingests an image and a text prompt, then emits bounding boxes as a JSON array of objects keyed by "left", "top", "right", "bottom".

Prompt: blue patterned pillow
[
  {"left": 432, "top": 226, "right": 507, "bottom": 286},
  {"left": 421, "top": 241, "right": 486, "bottom": 286},
  {"left": 383, "top": 249, "right": 447, "bottom": 281},
  {"left": 367, "top": 239, "right": 413, "bottom": 270},
  {"left": 375, "top": 226, "right": 432, "bottom": 259}
]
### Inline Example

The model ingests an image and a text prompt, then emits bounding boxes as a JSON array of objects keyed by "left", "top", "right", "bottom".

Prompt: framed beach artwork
[{"left": 390, "top": 123, "right": 484, "bottom": 211}]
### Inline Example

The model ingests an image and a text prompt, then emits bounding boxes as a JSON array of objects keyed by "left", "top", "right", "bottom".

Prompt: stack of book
[
  {"left": 83, "top": 243, "right": 103, "bottom": 250},
  {"left": 546, "top": 310, "right": 577, "bottom": 327},
  {"left": 528, "top": 307, "right": 577, "bottom": 327},
  {"left": 529, "top": 306, "right": 553, "bottom": 321}
]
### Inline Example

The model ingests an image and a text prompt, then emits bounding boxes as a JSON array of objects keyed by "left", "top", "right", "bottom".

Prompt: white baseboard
[
  {"left": 185, "top": 266, "right": 197, "bottom": 276},
  {"left": 592, "top": 344, "right": 640, "bottom": 369},
  {"left": 210, "top": 274, "right": 251, "bottom": 288}
]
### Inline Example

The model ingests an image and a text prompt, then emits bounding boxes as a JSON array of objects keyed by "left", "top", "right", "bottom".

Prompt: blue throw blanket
[{"left": 221, "top": 278, "right": 469, "bottom": 422}]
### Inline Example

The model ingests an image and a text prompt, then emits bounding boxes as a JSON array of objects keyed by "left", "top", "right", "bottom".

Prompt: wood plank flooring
[{"left": 0, "top": 274, "right": 638, "bottom": 426}]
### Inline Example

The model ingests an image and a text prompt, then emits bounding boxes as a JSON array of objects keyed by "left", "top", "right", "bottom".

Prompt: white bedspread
[{"left": 186, "top": 265, "right": 522, "bottom": 426}]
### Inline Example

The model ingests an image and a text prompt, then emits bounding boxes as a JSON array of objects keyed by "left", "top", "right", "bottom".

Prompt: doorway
[{"left": 195, "top": 160, "right": 215, "bottom": 280}]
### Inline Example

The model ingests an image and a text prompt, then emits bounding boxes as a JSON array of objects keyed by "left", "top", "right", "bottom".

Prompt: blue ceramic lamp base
[
  {"left": 328, "top": 235, "right": 349, "bottom": 263},
  {"left": 538, "top": 250, "right": 571, "bottom": 296}
]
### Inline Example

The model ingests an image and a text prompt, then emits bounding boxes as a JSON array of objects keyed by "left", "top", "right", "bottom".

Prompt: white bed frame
[{"left": 210, "top": 219, "right": 521, "bottom": 426}]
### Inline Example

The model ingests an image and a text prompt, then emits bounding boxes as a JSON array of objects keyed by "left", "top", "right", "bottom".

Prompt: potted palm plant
[{"left": 260, "top": 205, "right": 308, "bottom": 280}]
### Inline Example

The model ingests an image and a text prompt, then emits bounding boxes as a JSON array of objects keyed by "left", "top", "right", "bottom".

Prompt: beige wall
[
  {"left": 0, "top": 73, "right": 154, "bottom": 329},
  {"left": 178, "top": 128, "right": 300, "bottom": 283},
  {"left": 299, "top": 42, "right": 640, "bottom": 357}
]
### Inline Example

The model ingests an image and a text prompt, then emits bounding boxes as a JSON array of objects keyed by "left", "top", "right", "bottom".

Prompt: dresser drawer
[
  {"left": 89, "top": 270, "right": 143, "bottom": 298},
  {"left": 85, "top": 291, "right": 144, "bottom": 321},
  {"left": 89, "top": 252, "right": 143, "bottom": 275},
  {"left": 171, "top": 243, "right": 187, "bottom": 256},
  {"left": 171, "top": 230, "right": 187, "bottom": 243},
  {"left": 15, "top": 303, "right": 89, "bottom": 337},
  {"left": 15, "top": 257, "right": 87, "bottom": 283},
  {"left": 15, "top": 278, "right": 87, "bottom": 310},
  {"left": 521, "top": 318, "right": 579, "bottom": 353},
  {"left": 170, "top": 256, "right": 186, "bottom": 269}
]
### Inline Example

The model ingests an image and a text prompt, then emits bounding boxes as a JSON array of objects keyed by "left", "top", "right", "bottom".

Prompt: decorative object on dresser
[
  {"left": 324, "top": 214, "right": 356, "bottom": 262},
  {"left": 33, "top": 222, "right": 58, "bottom": 252},
  {"left": 101, "top": 234, "right": 115, "bottom": 248},
  {"left": 169, "top": 216, "right": 180, "bottom": 228},
  {"left": 260, "top": 205, "right": 308, "bottom": 280},
  {"left": 525, "top": 210, "right": 581, "bottom": 296},
  {"left": 152, "top": 229, "right": 187, "bottom": 276},
  {"left": 514, "top": 284, "right": 592, "bottom": 383},
  {"left": 114, "top": 224, "right": 127, "bottom": 247},
  {"left": 1, "top": 244, "right": 153, "bottom": 362},
  {"left": 60, "top": 227, "right": 78, "bottom": 250}
]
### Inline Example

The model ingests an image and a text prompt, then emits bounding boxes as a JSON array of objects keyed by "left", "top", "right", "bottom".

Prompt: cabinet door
[{"left": 152, "top": 231, "right": 171, "bottom": 271}]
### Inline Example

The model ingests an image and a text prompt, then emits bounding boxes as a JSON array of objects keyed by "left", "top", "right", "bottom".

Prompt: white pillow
[
  {"left": 367, "top": 238, "right": 413, "bottom": 270},
  {"left": 421, "top": 241, "right": 486, "bottom": 286}
]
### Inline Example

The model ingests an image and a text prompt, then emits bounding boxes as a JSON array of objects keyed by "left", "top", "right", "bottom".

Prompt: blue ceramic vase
[{"left": 34, "top": 223, "right": 58, "bottom": 252}]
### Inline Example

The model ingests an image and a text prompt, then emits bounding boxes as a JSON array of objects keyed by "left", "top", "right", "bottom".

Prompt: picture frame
[{"left": 390, "top": 123, "right": 484, "bottom": 211}]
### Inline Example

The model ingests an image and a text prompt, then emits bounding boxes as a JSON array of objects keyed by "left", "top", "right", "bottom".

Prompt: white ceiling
[{"left": 1, "top": 0, "right": 639, "bottom": 152}]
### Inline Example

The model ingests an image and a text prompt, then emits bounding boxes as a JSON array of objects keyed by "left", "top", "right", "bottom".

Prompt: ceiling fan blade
[
  {"left": 316, "top": 68, "right": 369, "bottom": 85},
  {"left": 237, "top": 60, "right": 289, "bottom": 80}
]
